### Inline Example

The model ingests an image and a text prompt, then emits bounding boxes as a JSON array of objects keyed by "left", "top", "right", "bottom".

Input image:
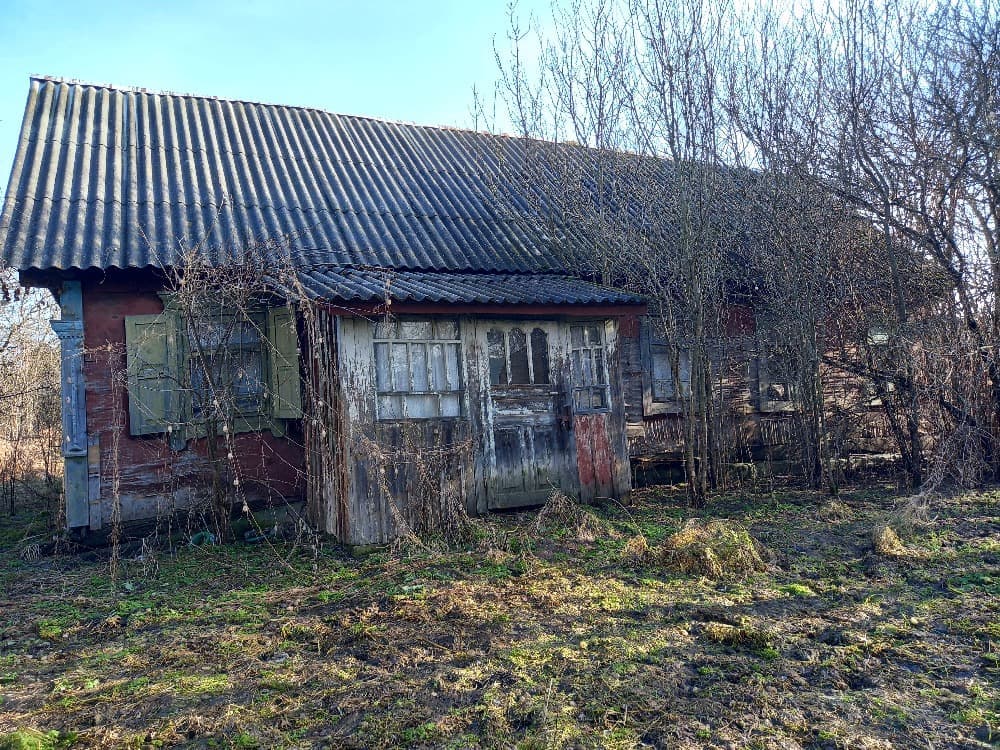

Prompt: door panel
[{"left": 478, "top": 321, "right": 563, "bottom": 509}]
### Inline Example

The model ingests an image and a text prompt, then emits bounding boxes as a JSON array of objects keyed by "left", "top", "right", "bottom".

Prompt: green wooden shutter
[
  {"left": 125, "top": 313, "right": 181, "bottom": 436},
  {"left": 267, "top": 307, "right": 302, "bottom": 419}
]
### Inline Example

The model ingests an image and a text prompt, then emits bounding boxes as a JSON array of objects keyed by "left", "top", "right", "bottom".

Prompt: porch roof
[{"left": 283, "top": 268, "right": 645, "bottom": 306}]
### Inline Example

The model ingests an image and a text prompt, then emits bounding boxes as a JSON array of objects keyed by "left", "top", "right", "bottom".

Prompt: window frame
[
  {"left": 486, "top": 325, "right": 552, "bottom": 387},
  {"left": 755, "top": 324, "right": 797, "bottom": 413},
  {"left": 186, "top": 310, "right": 269, "bottom": 422},
  {"left": 640, "top": 318, "right": 691, "bottom": 415},
  {"left": 372, "top": 317, "right": 465, "bottom": 421},
  {"left": 568, "top": 321, "right": 611, "bottom": 414},
  {"left": 125, "top": 295, "right": 302, "bottom": 448}
]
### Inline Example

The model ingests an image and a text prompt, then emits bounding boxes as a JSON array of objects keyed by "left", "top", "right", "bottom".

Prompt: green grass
[{"left": 0, "top": 485, "right": 997, "bottom": 748}]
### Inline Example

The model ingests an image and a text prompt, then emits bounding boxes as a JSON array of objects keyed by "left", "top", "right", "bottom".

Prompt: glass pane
[
  {"left": 391, "top": 343, "right": 409, "bottom": 391},
  {"left": 440, "top": 393, "right": 461, "bottom": 417},
  {"left": 571, "top": 349, "right": 583, "bottom": 385},
  {"left": 591, "top": 388, "right": 607, "bottom": 410},
  {"left": 429, "top": 343, "right": 446, "bottom": 390},
  {"left": 233, "top": 351, "right": 264, "bottom": 404},
  {"left": 403, "top": 394, "right": 437, "bottom": 418},
  {"left": 374, "top": 319, "right": 398, "bottom": 340},
  {"left": 400, "top": 320, "right": 433, "bottom": 340},
  {"left": 652, "top": 344, "right": 672, "bottom": 383},
  {"left": 594, "top": 349, "right": 606, "bottom": 385},
  {"left": 410, "top": 343, "right": 429, "bottom": 391},
  {"left": 570, "top": 325, "right": 584, "bottom": 348},
  {"left": 509, "top": 328, "right": 529, "bottom": 384},
  {"left": 435, "top": 320, "right": 459, "bottom": 340},
  {"left": 189, "top": 318, "right": 226, "bottom": 350},
  {"left": 652, "top": 379, "right": 673, "bottom": 401},
  {"left": 586, "top": 324, "right": 602, "bottom": 347},
  {"left": 487, "top": 328, "right": 508, "bottom": 386},
  {"left": 374, "top": 342, "right": 391, "bottom": 391},
  {"left": 531, "top": 328, "right": 550, "bottom": 384},
  {"left": 445, "top": 344, "right": 461, "bottom": 391},
  {"left": 581, "top": 349, "right": 595, "bottom": 386},
  {"left": 235, "top": 319, "right": 261, "bottom": 346},
  {"left": 379, "top": 394, "right": 403, "bottom": 419}
]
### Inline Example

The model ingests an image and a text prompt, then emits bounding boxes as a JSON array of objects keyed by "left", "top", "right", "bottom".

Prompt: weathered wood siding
[
  {"left": 621, "top": 307, "right": 899, "bottom": 469},
  {"left": 319, "top": 312, "right": 633, "bottom": 545},
  {"left": 80, "top": 273, "right": 305, "bottom": 529}
]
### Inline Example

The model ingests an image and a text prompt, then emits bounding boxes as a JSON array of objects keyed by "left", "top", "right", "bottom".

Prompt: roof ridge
[{"left": 28, "top": 74, "right": 515, "bottom": 140}]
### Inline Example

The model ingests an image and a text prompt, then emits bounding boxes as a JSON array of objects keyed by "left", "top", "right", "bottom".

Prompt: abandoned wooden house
[
  {"left": 1, "top": 77, "right": 893, "bottom": 544},
  {"left": 0, "top": 76, "right": 657, "bottom": 544}
]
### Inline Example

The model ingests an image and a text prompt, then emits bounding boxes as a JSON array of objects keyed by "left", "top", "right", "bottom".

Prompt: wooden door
[
  {"left": 479, "top": 321, "right": 564, "bottom": 509},
  {"left": 566, "top": 321, "right": 619, "bottom": 502}
]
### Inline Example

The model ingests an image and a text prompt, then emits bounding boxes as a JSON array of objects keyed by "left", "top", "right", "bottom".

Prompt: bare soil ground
[{"left": 0, "top": 484, "right": 997, "bottom": 749}]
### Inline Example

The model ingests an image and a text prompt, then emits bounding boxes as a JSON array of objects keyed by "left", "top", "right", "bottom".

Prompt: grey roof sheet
[
  {"left": 1, "top": 76, "right": 593, "bottom": 275},
  {"left": 285, "top": 269, "right": 644, "bottom": 305}
]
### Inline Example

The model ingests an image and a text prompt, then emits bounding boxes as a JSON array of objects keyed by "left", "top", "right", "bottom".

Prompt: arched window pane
[
  {"left": 509, "top": 328, "right": 529, "bottom": 384},
  {"left": 487, "top": 328, "right": 508, "bottom": 385},
  {"left": 531, "top": 328, "right": 550, "bottom": 384}
]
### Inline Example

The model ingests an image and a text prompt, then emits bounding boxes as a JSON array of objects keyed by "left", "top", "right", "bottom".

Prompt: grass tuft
[
  {"left": 658, "top": 519, "right": 768, "bottom": 579},
  {"left": 872, "top": 523, "right": 906, "bottom": 556}
]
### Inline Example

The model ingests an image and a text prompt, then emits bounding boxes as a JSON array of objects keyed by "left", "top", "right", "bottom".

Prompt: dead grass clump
[
  {"left": 658, "top": 519, "right": 768, "bottom": 579},
  {"left": 871, "top": 524, "right": 906, "bottom": 556},
  {"left": 817, "top": 500, "right": 854, "bottom": 522},
  {"left": 534, "top": 491, "right": 616, "bottom": 543},
  {"left": 701, "top": 619, "right": 773, "bottom": 649},
  {"left": 620, "top": 534, "right": 651, "bottom": 565}
]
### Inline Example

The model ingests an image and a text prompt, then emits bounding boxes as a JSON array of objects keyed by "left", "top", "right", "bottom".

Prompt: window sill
[
  {"left": 644, "top": 400, "right": 686, "bottom": 416},
  {"left": 759, "top": 401, "right": 797, "bottom": 413}
]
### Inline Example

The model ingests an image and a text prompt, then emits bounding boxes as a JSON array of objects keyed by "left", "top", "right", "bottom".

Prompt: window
[
  {"left": 758, "top": 349, "right": 796, "bottom": 411},
  {"left": 124, "top": 304, "right": 301, "bottom": 443},
  {"left": 487, "top": 326, "right": 551, "bottom": 385},
  {"left": 187, "top": 314, "right": 266, "bottom": 417},
  {"left": 651, "top": 342, "right": 692, "bottom": 402},
  {"left": 569, "top": 323, "right": 610, "bottom": 412},
  {"left": 373, "top": 318, "right": 463, "bottom": 419}
]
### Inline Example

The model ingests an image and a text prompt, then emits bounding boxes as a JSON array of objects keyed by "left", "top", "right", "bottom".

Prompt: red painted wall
[{"left": 81, "top": 273, "right": 305, "bottom": 521}]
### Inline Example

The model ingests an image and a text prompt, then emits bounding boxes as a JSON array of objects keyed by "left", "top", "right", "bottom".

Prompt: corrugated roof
[
  {"left": 1, "top": 76, "right": 602, "bottom": 276},
  {"left": 283, "top": 269, "right": 643, "bottom": 305}
]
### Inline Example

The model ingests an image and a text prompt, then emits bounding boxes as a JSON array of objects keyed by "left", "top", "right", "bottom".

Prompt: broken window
[
  {"left": 487, "top": 326, "right": 551, "bottom": 386},
  {"left": 374, "top": 318, "right": 463, "bottom": 419},
  {"left": 569, "top": 323, "right": 610, "bottom": 412}
]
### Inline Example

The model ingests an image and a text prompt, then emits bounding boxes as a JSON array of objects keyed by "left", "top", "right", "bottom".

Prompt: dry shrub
[
  {"left": 534, "top": 490, "right": 616, "bottom": 543},
  {"left": 817, "top": 500, "right": 854, "bottom": 522},
  {"left": 620, "top": 533, "right": 651, "bottom": 565},
  {"left": 658, "top": 519, "right": 768, "bottom": 579},
  {"left": 871, "top": 524, "right": 906, "bottom": 556}
]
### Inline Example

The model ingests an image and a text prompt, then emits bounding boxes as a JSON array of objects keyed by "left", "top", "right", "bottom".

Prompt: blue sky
[{"left": 0, "top": 0, "right": 544, "bottom": 196}]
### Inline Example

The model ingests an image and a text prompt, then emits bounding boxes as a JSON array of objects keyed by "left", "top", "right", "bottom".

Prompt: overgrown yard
[{"left": 0, "top": 485, "right": 998, "bottom": 749}]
